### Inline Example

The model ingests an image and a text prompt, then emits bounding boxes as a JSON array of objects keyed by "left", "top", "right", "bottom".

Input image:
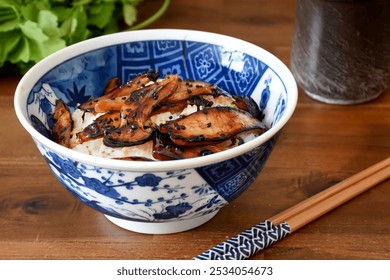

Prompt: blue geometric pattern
[
  {"left": 193, "top": 221, "right": 291, "bottom": 260},
  {"left": 116, "top": 40, "right": 267, "bottom": 98},
  {"left": 196, "top": 138, "right": 275, "bottom": 202}
]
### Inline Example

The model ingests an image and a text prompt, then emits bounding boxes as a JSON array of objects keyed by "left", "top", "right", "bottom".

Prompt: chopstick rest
[
  {"left": 193, "top": 157, "right": 390, "bottom": 260},
  {"left": 193, "top": 220, "right": 291, "bottom": 260}
]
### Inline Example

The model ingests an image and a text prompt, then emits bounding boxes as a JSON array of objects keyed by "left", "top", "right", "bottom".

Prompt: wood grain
[
  {"left": 270, "top": 158, "right": 390, "bottom": 232},
  {"left": 1, "top": 0, "right": 390, "bottom": 260}
]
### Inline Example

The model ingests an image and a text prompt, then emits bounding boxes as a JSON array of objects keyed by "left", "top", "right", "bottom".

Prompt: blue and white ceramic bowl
[{"left": 14, "top": 29, "right": 297, "bottom": 234}]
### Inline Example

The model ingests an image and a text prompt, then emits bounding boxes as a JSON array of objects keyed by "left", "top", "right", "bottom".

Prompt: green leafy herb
[{"left": 0, "top": 0, "right": 170, "bottom": 74}]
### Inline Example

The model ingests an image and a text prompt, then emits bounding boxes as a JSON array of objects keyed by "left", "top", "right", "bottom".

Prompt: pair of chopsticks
[{"left": 194, "top": 157, "right": 390, "bottom": 260}]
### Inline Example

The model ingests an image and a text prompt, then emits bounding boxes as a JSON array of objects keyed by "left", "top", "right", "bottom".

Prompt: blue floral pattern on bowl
[
  {"left": 37, "top": 143, "right": 226, "bottom": 221},
  {"left": 24, "top": 37, "right": 290, "bottom": 225}
]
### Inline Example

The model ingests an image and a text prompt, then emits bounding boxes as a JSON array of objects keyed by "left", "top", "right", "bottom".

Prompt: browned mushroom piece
[
  {"left": 150, "top": 100, "right": 189, "bottom": 117},
  {"left": 233, "top": 95, "right": 262, "bottom": 120},
  {"left": 103, "top": 74, "right": 180, "bottom": 147},
  {"left": 113, "top": 156, "right": 154, "bottom": 161},
  {"left": 78, "top": 70, "right": 159, "bottom": 113},
  {"left": 180, "top": 137, "right": 242, "bottom": 158},
  {"left": 52, "top": 99, "right": 73, "bottom": 147},
  {"left": 102, "top": 77, "right": 121, "bottom": 95},
  {"left": 163, "top": 79, "right": 223, "bottom": 103},
  {"left": 93, "top": 95, "right": 132, "bottom": 113},
  {"left": 77, "top": 111, "right": 121, "bottom": 143},
  {"left": 161, "top": 107, "right": 266, "bottom": 146},
  {"left": 153, "top": 132, "right": 243, "bottom": 160}
]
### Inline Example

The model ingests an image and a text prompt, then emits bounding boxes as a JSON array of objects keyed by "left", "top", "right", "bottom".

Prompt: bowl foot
[{"left": 104, "top": 211, "right": 219, "bottom": 234}]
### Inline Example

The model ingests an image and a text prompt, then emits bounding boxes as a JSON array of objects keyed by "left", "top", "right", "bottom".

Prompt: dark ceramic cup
[{"left": 291, "top": 0, "right": 390, "bottom": 104}]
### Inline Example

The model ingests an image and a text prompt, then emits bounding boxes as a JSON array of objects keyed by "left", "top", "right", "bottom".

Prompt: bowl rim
[{"left": 14, "top": 28, "right": 298, "bottom": 172}]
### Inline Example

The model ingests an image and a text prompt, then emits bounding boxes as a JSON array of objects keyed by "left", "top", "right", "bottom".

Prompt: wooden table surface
[{"left": 1, "top": 0, "right": 390, "bottom": 260}]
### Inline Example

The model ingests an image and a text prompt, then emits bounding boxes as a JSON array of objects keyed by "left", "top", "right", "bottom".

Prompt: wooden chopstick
[
  {"left": 194, "top": 157, "right": 390, "bottom": 260},
  {"left": 270, "top": 157, "right": 390, "bottom": 232}
]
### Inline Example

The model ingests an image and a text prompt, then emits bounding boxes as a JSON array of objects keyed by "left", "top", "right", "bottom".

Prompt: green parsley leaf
[
  {"left": 87, "top": 2, "right": 115, "bottom": 29},
  {"left": 0, "top": 0, "right": 170, "bottom": 74},
  {"left": 123, "top": 3, "right": 137, "bottom": 27},
  {"left": 0, "top": 29, "right": 21, "bottom": 67},
  {"left": 38, "top": 10, "right": 61, "bottom": 37},
  {"left": 0, "top": 2, "right": 19, "bottom": 32},
  {"left": 65, "top": 5, "right": 90, "bottom": 45},
  {"left": 19, "top": 20, "right": 48, "bottom": 42},
  {"left": 8, "top": 35, "right": 30, "bottom": 64}
]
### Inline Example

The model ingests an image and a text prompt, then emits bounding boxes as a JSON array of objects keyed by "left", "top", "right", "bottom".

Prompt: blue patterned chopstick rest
[
  {"left": 217, "top": 222, "right": 291, "bottom": 260},
  {"left": 193, "top": 220, "right": 291, "bottom": 260}
]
